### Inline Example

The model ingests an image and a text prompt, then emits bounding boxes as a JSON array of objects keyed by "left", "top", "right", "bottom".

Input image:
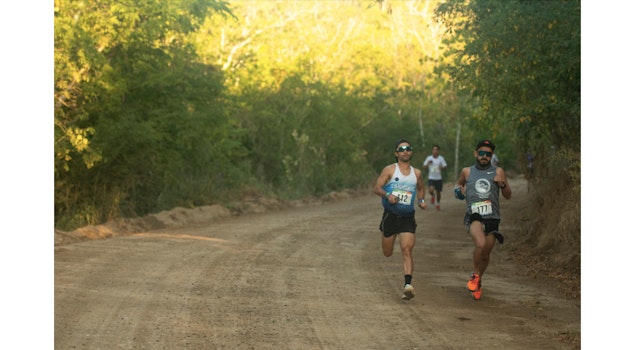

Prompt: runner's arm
[
  {"left": 495, "top": 168, "right": 512, "bottom": 199},
  {"left": 373, "top": 165, "right": 394, "bottom": 198},
  {"left": 415, "top": 168, "right": 427, "bottom": 209}
]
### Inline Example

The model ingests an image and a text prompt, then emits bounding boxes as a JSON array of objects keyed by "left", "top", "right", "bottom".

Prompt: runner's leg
[
  {"left": 428, "top": 185, "right": 436, "bottom": 204},
  {"left": 399, "top": 232, "right": 415, "bottom": 275},
  {"left": 469, "top": 222, "right": 496, "bottom": 277},
  {"left": 382, "top": 234, "right": 397, "bottom": 257}
]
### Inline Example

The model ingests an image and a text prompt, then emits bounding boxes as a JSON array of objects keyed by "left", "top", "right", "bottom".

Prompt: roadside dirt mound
[{"left": 54, "top": 189, "right": 363, "bottom": 247}]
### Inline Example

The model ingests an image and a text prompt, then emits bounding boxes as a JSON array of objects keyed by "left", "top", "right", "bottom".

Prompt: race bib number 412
[{"left": 392, "top": 189, "right": 413, "bottom": 205}]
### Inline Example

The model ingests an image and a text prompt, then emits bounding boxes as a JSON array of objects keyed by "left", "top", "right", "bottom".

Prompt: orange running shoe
[
  {"left": 471, "top": 284, "right": 482, "bottom": 300},
  {"left": 467, "top": 273, "right": 480, "bottom": 292},
  {"left": 430, "top": 196, "right": 435, "bottom": 205}
]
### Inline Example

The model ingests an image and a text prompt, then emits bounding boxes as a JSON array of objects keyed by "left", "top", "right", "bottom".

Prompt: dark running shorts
[
  {"left": 379, "top": 210, "right": 417, "bottom": 238},
  {"left": 464, "top": 213, "right": 504, "bottom": 244},
  {"left": 428, "top": 179, "right": 443, "bottom": 192}
]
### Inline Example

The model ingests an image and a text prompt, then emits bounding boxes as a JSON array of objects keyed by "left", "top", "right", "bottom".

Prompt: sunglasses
[
  {"left": 396, "top": 146, "right": 412, "bottom": 152},
  {"left": 477, "top": 150, "right": 492, "bottom": 157}
]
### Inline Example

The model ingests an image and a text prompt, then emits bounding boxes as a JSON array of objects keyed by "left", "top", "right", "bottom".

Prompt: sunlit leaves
[{"left": 55, "top": 0, "right": 233, "bottom": 227}]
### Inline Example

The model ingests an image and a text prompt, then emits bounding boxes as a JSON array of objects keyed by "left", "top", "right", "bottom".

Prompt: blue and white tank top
[{"left": 382, "top": 164, "right": 417, "bottom": 217}]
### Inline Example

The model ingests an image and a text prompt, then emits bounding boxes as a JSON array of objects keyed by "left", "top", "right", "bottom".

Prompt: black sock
[{"left": 404, "top": 275, "right": 412, "bottom": 286}]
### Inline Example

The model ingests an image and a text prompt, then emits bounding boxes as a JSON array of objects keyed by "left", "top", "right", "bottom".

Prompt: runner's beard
[{"left": 475, "top": 157, "right": 490, "bottom": 170}]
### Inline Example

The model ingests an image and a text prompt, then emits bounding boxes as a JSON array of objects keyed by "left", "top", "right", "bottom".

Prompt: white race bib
[
  {"left": 471, "top": 200, "right": 493, "bottom": 215},
  {"left": 392, "top": 189, "right": 413, "bottom": 205}
]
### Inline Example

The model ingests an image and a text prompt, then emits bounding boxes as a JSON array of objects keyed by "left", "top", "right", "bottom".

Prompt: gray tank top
[{"left": 465, "top": 165, "right": 501, "bottom": 220}]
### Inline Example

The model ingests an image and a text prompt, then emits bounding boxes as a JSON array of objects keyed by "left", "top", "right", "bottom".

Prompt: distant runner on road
[{"left": 422, "top": 145, "right": 447, "bottom": 211}]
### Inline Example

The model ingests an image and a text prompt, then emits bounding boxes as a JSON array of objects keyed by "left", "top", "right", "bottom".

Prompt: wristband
[
  {"left": 418, "top": 199, "right": 425, "bottom": 204},
  {"left": 384, "top": 192, "right": 391, "bottom": 198},
  {"left": 454, "top": 186, "right": 466, "bottom": 200}
]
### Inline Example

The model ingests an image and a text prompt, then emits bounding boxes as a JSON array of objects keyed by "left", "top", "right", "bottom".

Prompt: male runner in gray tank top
[{"left": 454, "top": 139, "right": 512, "bottom": 300}]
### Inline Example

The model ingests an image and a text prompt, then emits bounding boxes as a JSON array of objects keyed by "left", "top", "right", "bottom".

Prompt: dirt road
[{"left": 54, "top": 178, "right": 580, "bottom": 349}]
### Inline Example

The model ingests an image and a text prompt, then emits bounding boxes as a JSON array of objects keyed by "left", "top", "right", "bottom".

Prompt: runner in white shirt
[
  {"left": 491, "top": 153, "right": 499, "bottom": 167},
  {"left": 422, "top": 145, "right": 448, "bottom": 211}
]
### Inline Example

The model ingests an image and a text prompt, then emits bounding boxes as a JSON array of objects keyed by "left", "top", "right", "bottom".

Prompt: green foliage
[
  {"left": 55, "top": 0, "right": 507, "bottom": 229},
  {"left": 436, "top": 0, "right": 580, "bottom": 154},
  {"left": 55, "top": 0, "right": 235, "bottom": 228},
  {"left": 195, "top": 0, "right": 458, "bottom": 195}
]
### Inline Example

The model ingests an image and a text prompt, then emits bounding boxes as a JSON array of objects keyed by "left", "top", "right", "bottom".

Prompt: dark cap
[{"left": 475, "top": 139, "right": 495, "bottom": 151}]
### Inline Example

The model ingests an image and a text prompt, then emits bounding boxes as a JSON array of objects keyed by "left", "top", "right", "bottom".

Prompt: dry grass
[{"left": 506, "top": 150, "right": 581, "bottom": 300}]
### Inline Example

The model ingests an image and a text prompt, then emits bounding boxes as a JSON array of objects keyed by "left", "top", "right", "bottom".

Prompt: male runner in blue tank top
[
  {"left": 454, "top": 139, "right": 512, "bottom": 300},
  {"left": 373, "top": 139, "right": 427, "bottom": 300}
]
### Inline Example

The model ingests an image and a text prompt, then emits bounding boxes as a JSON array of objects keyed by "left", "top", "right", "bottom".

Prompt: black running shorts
[
  {"left": 428, "top": 179, "right": 443, "bottom": 192},
  {"left": 379, "top": 210, "right": 417, "bottom": 238},
  {"left": 464, "top": 213, "right": 504, "bottom": 244}
]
